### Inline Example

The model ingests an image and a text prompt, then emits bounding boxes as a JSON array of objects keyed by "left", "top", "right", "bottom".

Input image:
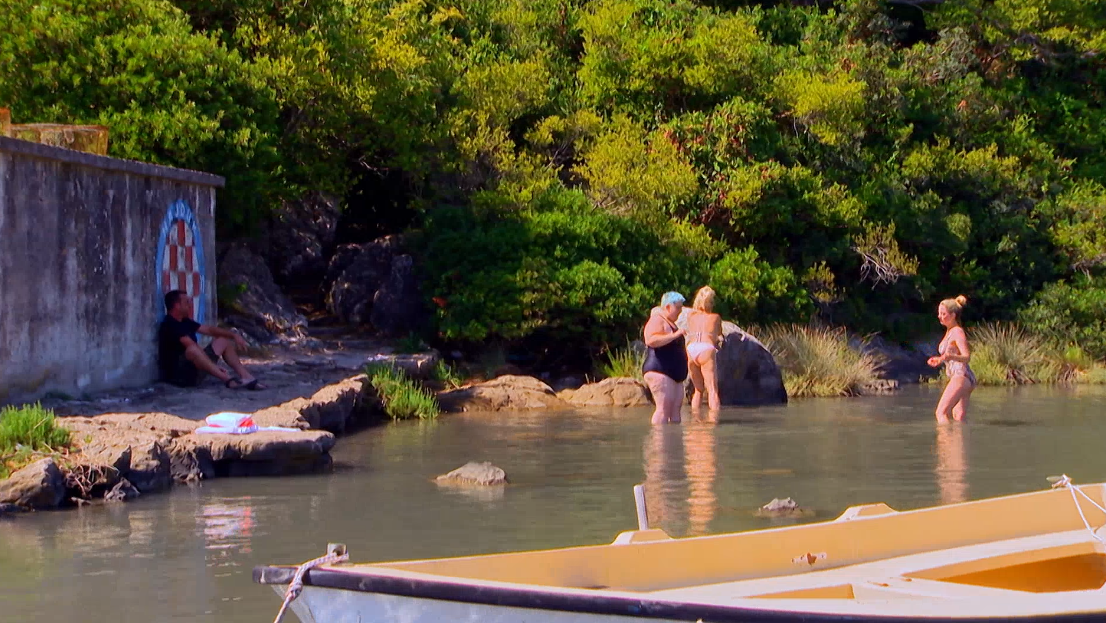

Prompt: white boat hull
[{"left": 277, "top": 585, "right": 684, "bottom": 623}]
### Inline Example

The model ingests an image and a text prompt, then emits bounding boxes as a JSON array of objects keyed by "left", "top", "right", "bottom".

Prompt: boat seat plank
[{"left": 649, "top": 528, "right": 1102, "bottom": 602}]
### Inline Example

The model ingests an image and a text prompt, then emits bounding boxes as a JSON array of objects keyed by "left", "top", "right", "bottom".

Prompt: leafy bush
[
  {"left": 366, "top": 365, "right": 439, "bottom": 421},
  {"left": 1019, "top": 276, "right": 1106, "bottom": 361},
  {"left": 756, "top": 325, "right": 882, "bottom": 398},
  {"left": 0, "top": 403, "right": 71, "bottom": 479}
]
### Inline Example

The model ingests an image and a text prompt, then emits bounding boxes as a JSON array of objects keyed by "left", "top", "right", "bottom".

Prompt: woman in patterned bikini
[{"left": 927, "top": 295, "right": 975, "bottom": 423}]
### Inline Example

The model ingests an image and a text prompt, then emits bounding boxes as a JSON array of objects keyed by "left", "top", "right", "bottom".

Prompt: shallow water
[{"left": 4, "top": 384, "right": 1106, "bottom": 621}]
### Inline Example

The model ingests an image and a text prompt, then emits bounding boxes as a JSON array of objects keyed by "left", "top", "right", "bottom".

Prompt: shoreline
[{"left": 0, "top": 332, "right": 935, "bottom": 517}]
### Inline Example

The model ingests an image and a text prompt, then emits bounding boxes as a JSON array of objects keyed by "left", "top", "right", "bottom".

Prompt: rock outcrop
[
  {"left": 370, "top": 254, "right": 426, "bottom": 336},
  {"left": 435, "top": 461, "right": 508, "bottom": 486},
  {"left": 325, "top": 236, "right": 405, "bottom": 325},
  {"left": 438, "top": 375, "right": 569, "bottom": 412},
  {"left": 219, "top": 244, "right": 309, "bottom": 343},
  {"left": 0, "top": 458, "right": 67, "bottom": 509},
  {"left": 258, "top": 191, "right": 340, "bottom": 285},
  {"left": 558, "top": 377, "right": 652, "bottom": 408},
  {"left": 251, "top": 374, "right": 382, "bottom": 434},
  {"left": 675, "top": 310, "right": 788, "bottom": 406}
]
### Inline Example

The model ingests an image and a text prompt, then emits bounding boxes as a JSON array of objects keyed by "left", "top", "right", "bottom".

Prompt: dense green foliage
[
  {"left": 4, "top": 0, "right": 1106, "bottom": 361},
  {"left": 366, "top": 364, "right": 440, "bottom": 420},
  {"left": 0, "top": 403, "right": 71, "bottom": 479}
]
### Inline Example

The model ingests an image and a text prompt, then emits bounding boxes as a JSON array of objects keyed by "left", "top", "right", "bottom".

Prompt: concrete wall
[{"left": 0, "top": 137, "right": 224, "bottom": 404}]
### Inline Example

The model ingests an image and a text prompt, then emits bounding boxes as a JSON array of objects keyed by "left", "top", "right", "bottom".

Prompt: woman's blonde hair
[
  {"left": 692, "top": 286, "right": 716, "bottom": 312},
  {"left": 940, "top": 295, "right": 968, "bottom": 318}
]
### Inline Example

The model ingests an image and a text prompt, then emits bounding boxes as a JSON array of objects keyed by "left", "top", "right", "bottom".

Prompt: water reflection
[
  {"left": 201, "top": 498, "right": 257, "bottom": 553},
  {"left": 643, "top": 426, "right": 686, "bottom": 530},
  {"left": 934, "top": 424, "right": 969, "bottom": 504},
  {"left": 684, "top": 417, "right": 718, "bottom": 535},
  {"left": 642, "top": 418, "right": 721, "bottom": 536}
]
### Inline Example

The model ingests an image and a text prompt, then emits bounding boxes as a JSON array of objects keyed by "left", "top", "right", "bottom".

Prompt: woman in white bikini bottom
[{"left": 686, "top": 287, "right": 724, "bottom": 414}]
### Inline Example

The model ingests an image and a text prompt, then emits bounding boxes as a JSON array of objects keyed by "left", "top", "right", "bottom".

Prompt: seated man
[{"left": 158, "top": 290, "right": 266, "bottom": 390}]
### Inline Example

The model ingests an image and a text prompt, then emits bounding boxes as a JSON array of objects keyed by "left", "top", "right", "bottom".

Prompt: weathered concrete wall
[{"left": 0, "top": 137, "right": 224, "bottom": 404}]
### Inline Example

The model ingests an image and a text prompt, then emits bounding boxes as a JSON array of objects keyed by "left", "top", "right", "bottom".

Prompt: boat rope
[
  {"left": 1050, "top": 474, "right": 1106, "bottom": 546},
  {"left": 271, "top": 550, "right": 350, "bottom": 623}
]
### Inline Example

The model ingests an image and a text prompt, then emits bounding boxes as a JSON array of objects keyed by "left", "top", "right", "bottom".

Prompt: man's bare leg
[
  {"left": 210, "top": 338, "right": 252, "bottom": 381},
  {"left": 211, "top": 337, "right": 267, "bottom": 389},
  {"left": 184, "top": 343, "right": 235, "bottom": 385}
]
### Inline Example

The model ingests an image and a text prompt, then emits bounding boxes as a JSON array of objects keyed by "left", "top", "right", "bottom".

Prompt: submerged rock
[
  {"left": 0, "top": 502, "right": 21, "bottom": 516},
  {"left": 558, "top": 377, "right": 652, "bottom": 408},
  {"left": 438, "top": 375, "right": 569, "bottom": 412},
  {"left": 755, "top": 497, "right": 815, "bottom": 518},
  {"left": 0, "top": 458, "right": 66, "bottom": 509},
  {"left": 435, "top": 461, "right": 508, "bottom": 486}
]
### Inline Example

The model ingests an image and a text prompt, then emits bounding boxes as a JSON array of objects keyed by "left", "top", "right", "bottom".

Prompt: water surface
[{"left": 4, "top": 385, "right": 1106, "bottom": 621}]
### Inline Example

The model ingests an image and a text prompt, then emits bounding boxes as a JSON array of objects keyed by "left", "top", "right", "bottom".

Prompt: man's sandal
[
  {"left": 242, "top": 379, "right": 267, "bottom": 391},
  {"left": 225, "top": 377, "right": 243, "bottom": 389}
]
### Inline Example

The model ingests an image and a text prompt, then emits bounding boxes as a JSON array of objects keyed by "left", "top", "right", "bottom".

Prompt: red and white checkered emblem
[{"left": 161, "top": 219, "right": 202, "bottom": 312}]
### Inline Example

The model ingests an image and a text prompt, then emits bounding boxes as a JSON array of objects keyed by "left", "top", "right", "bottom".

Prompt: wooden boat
[{"left": 255, "top": 477, "right": 1106, "bottom": 622}]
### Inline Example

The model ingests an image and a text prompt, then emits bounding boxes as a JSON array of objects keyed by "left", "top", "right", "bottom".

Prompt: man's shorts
[{"left": 166, "top": 344, "right": 221, "bottom": 387}]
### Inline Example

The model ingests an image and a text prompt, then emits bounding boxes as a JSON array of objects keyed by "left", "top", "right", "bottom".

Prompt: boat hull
[{"left": 257, "top": 565, "right": 1106, "bottom": 623}]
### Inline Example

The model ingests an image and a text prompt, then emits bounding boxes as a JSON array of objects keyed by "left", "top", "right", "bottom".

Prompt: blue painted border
[{"left": 154, "top": 200, "right": 206, "bottom": 324}]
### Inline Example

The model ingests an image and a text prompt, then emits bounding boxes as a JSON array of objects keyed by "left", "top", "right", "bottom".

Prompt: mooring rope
[
  {"left": 1050, "top": 474, "right": 1106, "bottom": 546},
  {"left": 272, "top": 550, "right": 350, "bottom": 623}
]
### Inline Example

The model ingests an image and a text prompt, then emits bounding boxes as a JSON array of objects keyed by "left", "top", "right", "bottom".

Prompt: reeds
[
  {"left": 0, "top": 403, "right": 71, "bottom": 479},
  {"left": 597, "top": 341, "right": 645, "bottom": 381},
  {"left": 969, "top": 323, "right": 1106, "bottom": 385},
  {"left": 366, "top": 364, "right": 440, "bottom": 420},
  {"left": 756, "top": 324, "right": 883, "bottom": 398}
]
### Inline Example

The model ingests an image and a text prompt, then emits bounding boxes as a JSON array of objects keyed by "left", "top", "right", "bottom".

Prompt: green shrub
[
  {"left": 366, "top": 365, "right": 439, "bottom": 421},
  {"left": 756, "top": 325, "right": 882, "bottom": 398},
  {"left": 969, "top": 323, "right": 1062, "bottom": 385},
  {"left": 0, "top": 403, "right": 71, "bottom": 479},
  {"left": 1019, "top": 276, "right": 1106, "bottom": 361},
  {"left": 597, "top": 342, "right": 645, "bottom": 381}
]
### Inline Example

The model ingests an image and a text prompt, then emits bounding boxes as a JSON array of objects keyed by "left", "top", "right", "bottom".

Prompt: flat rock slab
[
  {"left": 179, "top": 429, "right": 335, "bottom": 463},
  {"left": 438, "top": 375, "right": 569, "bottom": 412}
]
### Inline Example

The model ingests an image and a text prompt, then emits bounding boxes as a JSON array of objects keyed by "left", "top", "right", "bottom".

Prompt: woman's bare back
[{"left": 687, "top": 310, "right": 722, "bottom": 345}]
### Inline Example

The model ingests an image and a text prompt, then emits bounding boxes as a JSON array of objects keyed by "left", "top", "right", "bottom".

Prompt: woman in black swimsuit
[{"left": 642, "top": 291, "right": 688, "bottom": 424}]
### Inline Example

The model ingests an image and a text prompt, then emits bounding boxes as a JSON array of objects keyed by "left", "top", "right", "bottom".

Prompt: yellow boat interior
[{"left": 356, "top": 483, "right": 1106, "bottom": 609}]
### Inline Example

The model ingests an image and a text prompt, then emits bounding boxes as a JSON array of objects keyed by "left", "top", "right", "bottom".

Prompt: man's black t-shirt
[{"left": 158, "top": 316, "right": 201, "bottom": 380}]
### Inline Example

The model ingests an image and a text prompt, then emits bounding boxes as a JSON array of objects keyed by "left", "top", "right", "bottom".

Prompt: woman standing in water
[
  {"left": 685, "top": 286, "right": 723, "bottom": 415},
  {"left": 642, "top": 291, "right": 688, "bottom": 424},
  {"left": 927, "top": 295, "right": 976, "bottom": 423}
]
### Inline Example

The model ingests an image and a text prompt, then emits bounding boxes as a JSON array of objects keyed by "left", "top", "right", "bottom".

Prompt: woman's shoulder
[{"left": 950, "top": 325, "right": 969, "bottom": 339}]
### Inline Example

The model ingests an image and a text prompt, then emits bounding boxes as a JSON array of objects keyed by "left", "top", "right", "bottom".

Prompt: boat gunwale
[{"left": 252, "top": 564, "right": 1106, "bottom": 622}]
